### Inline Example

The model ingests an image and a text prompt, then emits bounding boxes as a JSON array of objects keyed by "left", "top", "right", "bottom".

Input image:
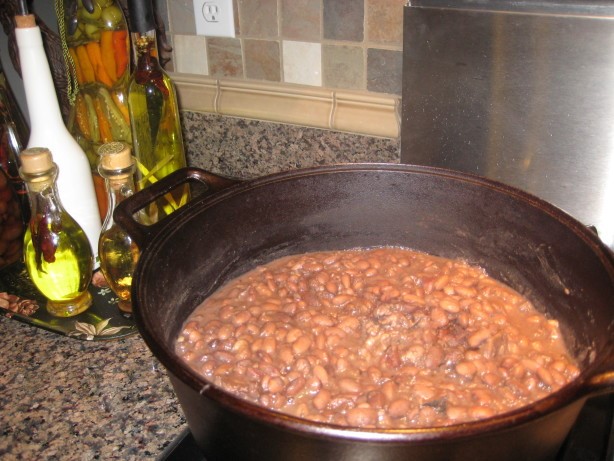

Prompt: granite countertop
[{"left": 0, "top": 318, "right": 186, "bottom": 460}]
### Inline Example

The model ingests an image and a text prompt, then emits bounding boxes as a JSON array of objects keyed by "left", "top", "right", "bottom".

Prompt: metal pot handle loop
[{"left": 114, "top": 167, "right": 239, "bottom": 250}]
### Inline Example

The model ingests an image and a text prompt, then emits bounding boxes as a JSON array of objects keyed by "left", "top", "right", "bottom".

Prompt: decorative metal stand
[{"left": 0, "top": 261, "right": 137, "bottom": 340}]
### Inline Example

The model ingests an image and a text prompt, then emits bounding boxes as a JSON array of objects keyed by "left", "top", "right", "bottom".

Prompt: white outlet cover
[{"left": 194, "top": 0, "right": 235, "bottom": 38}]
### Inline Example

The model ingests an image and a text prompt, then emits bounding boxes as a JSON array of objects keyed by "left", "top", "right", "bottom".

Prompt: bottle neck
[
  {"left": 22, "top": 167, "right": 63, "bottom": 219},
  {"left": 132, "top": 30, "right": 161, "bottom": 71},
  {"left": 101, "top": 173, "right": 135, "bottom": 230},
  {"left": 21, "top": 166, "right": 58, "bottom": 194},
  {"left": 105, "top": 174, "right": 136, "bottom": 194}
]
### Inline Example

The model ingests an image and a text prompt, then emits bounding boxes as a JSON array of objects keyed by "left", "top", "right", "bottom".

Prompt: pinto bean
[
  {"left": 346, "top": 407, "right": 378, "bottom": 427},
  {"left": 388, "top": 398, "right": 411, "bottom": 419},
  {"left": 338, "top": 378, "right": 360, "bottom": 393},
  {"left": 456, "top": 361, "right": 477, "bottom": 378},
  {"left": 468, "top": 328, "right": 492, "bottom": 348},
  {"left": 286, "top": 377, "right": 306, "bottom": 396},
  {"left": 440, "top": 297, "right": 461, "bottom": 313},
  {"left": 313, "top": 365, "right": 330, "bottom": 386},
  {"left": 312, "top": 389, "right": 331, "bottom": 410},
  {"left": 292, "top": 336, "right": 312, "bottom": 355}
]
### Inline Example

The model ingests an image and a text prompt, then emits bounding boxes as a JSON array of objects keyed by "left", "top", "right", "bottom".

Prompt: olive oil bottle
[
  {"left": 97, "top": 142, "right": 139, "bottom": 316},
  {"left": 20, "top": 147, "right": 94, "bottom": 317},
  {"left": 127, "top": 0, "right": 188, "bottom": 223}
]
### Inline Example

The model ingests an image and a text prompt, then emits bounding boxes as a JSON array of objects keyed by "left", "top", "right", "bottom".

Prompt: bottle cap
[
  {"left": 128, "top": 0, "right": 156, "bottom": 34},
  {"left": 20, "top": 147, "right": 53, "bottom": 174},
  {"left": 14, "top": 15, "right": 36, "bottom": 29},
  {"left": 98, "top": 142, "right": 133, "bottom": 171}
]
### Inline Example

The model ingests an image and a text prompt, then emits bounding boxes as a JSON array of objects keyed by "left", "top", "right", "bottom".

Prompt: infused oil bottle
[
  {"left": 127, "top": 0, "right": 188, "bottom": 223},
  {"left": 20, "top": 147, "right": 94, "bottom": 317},
  {"left": 97, "top": 141, "right": 139, "bottom": 316},
  {"left": 60, "top": 0, "right": 132, "bottom": 220}
]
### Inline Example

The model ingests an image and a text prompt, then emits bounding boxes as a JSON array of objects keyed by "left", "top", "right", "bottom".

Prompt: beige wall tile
[
  {"left": 164, "top": 0, "right": 404, "bottom": 136},
  {"left": 173, "top": 35, "right": 208, "bottom": 75},
  {"left": 168, "top": 0, "right": 196, "bottom": 35},
  {"left": 207, "top": 37, "right": 244, "bottom": 78},
  {"left": 238, "top": 0, "right": 279, "bottom": 38},
  {"left": 282, "top": 41, "right": 322, "bottom": 86},
  {"left": 366, "top": 0, "right": 405, "bottom": 45},
  {"left": 322, "top": 45, "right": 364, "bottom": 90},
  {"left": 244, "top": 40, "right": 281, "bottom": 82},
  {"left": 281, "top": 0, "right": 321, "bottom": 42}
]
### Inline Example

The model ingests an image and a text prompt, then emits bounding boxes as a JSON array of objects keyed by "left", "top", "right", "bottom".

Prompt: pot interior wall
[{"left": 133, "top": 166, "right": 614, "bottom": 377}]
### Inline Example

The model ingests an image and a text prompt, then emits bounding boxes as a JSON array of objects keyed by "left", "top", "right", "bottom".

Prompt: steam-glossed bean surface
[{"left": 175, "top": 248, "right": 579, "bottom": 429}]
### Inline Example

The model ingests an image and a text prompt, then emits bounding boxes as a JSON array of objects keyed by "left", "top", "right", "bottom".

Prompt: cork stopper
[
  {"left": 98, "top": 142, "right": 133, "bottom": 171},
  {"left": 20, "top": 147, "right": 53, "bottom": 174},
  {"left": 14, "top": 15, "right": 36, "bottom": 29}
]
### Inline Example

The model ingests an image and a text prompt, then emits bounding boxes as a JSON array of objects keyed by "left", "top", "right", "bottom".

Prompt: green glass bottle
[
  {"left": 127, "top": 0, "right": 188, "bottom": 223},
  {"left": 20, "top": 147, "right": 93, "bottom": 317},
  {"left": 97, "top": 141, "right": 139, "bottom": 316}
]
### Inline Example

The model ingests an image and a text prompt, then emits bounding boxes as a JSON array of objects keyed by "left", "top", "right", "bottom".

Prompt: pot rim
[{"left": 131, "top": 163, "right": 614, "bottom": 442}]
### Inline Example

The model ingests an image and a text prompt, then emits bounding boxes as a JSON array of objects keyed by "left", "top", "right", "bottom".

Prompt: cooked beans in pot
[{"left": 175, "top": 248, "right": 580, "bottom": 429}]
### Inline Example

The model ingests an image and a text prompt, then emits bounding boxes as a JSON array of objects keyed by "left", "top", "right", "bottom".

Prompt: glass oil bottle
[
  {"left": 127, "top": 0, "right": 189, "bottom": 223},
  {"left": 97, "top": 141, "right": 139, "bottom": 316},
  {"left": 20, "top": 147, "right": 94, "bottom": 317}
]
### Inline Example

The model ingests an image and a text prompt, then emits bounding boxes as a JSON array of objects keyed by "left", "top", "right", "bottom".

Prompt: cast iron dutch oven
[{"left": 114, "top": 164, "right": 614, "bottom": 461}]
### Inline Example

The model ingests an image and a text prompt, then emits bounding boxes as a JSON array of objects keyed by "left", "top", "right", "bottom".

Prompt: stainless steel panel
[{"left": 401, "top": 3, "right": 614, "bottom": 249}]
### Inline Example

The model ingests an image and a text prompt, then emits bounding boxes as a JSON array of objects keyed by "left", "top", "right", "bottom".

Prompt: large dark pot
[{"left": 114, "top": 164, "right": 614, "bottom": 461}]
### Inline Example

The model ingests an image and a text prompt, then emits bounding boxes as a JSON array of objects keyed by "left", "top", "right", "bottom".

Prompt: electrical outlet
[{"left": 194, "top": 0, "right": 235, "bottom": 38}]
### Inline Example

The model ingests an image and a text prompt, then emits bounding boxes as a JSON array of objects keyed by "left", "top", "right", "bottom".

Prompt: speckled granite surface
[
  {"left": 0, "top": 115, "right": 400, "bottom": 460},
  {"left": 182, "top": 112, "right": 400, "bottom": 179},
  {"left": 0, "top": 319, "right": 185, "bottom": 460}
]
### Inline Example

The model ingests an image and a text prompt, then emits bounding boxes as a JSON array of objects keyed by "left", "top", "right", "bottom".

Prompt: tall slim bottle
[
  {"left": 15, "top": 14, "right": 101, "bottom": 263},
  {"left": 127, "top": 0, "right": 189, "bottom": 223}
]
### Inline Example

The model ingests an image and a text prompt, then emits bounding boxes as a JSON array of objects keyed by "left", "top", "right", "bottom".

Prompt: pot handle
[
  {"left": 113, "top": 167, "right": 240, "bottom": 250},
  {"left": 583, "top": 354, "right": 614, "bottom": 397}
]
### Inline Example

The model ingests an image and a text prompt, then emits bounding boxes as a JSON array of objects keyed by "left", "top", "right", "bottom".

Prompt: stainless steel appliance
[{"left": 401, "top": 0, "right": 614, "bottom": 250}]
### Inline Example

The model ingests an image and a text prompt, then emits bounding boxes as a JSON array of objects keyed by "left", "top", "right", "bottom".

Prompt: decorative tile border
[{"left": 173, "top": 73, "right": 400, "bottom": 138}]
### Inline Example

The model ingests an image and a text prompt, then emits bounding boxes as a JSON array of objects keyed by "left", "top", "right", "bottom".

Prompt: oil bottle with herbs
[
  {"left": 20, "top": 147, "right": 94, "bottom": 317},
  {"left": 60, "top": 0, "right": 132, "bottom": 220},
  {"left": 127, "top": 0, "right": 189, "bottom": 224}
]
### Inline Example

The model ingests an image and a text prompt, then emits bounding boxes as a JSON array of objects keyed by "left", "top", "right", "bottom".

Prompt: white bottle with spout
[{"left": 15, "top": 14, "right": 101, "bottom": 263}]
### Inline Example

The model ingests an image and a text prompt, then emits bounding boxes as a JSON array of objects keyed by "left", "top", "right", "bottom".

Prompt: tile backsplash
[{"left": 166, "top": 0, "right": 405, "bottom": 96}]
